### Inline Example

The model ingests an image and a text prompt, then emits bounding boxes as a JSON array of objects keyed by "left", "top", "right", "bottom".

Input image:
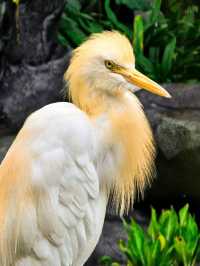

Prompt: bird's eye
[{"left": 105, "top": 60, "right": 114, "bottom": 70}]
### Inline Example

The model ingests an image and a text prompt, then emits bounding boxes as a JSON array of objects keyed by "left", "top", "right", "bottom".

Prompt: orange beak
[{"left": 117, "top": 68, "right": 171, "bottom": 98}]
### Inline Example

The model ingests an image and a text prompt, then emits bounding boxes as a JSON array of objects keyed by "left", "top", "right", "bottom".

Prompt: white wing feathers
[{"left": 0, "top": 103, "right": 102, "bottom": 266}]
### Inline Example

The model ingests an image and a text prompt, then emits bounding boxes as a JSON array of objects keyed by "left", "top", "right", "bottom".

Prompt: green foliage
[
  {"left": 12, "top": 0, "right": 20, "bottom": 5},
  {"left": 115, "top": 0, "right": 151, "bottom": 11},
  {"left": 104, "top": 0, "right": 131, "bottom": 39},
  {"left": 58, "top": 1, "right": 108, "bottom": 47},
  {"left": 59, "top": 0, "right": 200, "bottom": 83},
  {"left": 133, "top": 0, "right": 200, "bottom": 82},
  {"left": 0, "top": 2, "right": 5, "bottom": 25},
  {"left": 133, "top": 0, "right": 176, "bottom": 82},
  {"left": 100, "top": 204, "right": 200, "bottom": 266},
  {"left": 0, "top": 1, "right": 6, "bottom": 52},
  {"left": 100, "top": 256, "right": 120, "bottom": 266}
]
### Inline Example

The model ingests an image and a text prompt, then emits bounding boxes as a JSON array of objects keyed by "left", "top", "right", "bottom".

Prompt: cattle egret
[{"left": 0, "top": 31, "right": 170, "bottom": 266}]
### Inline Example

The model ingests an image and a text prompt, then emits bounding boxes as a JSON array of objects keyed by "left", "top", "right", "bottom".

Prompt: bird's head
[
  {"left": 65, "top": 31, "right": 166, "bottom": 213},
  {"left": 65, "top": 31, "right": 170, "bottom": 113}
]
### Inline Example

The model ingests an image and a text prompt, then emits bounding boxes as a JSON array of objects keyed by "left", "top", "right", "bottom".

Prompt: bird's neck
[
  {"left": 70, "top": 84, "right": 155, "bottom": 214},
  {"left": 102, "top": 92, "right": 155, "bottom": 213}
]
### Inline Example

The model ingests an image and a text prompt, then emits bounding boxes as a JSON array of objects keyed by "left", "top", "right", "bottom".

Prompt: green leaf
[
  {"left": 149, "top": 239, "right": 161, "bottom": 265},
  {"left": 78, "top": 18, "right": 104, "bottom": 34},
  {"left": 60, "top": 15, "right": 86, "bottom": 46},
  {"left": 57, "top": 33, "right": 69, "bottom": 47},
  {"left": 174, "top": 236, "right": 188, "bottom": 265},
  {"left": 159, "top": 210, "right": 171, "bottom": 225},
  {"left": 65, "top": 0, "right": 81, "bottom": 12},
  {"left": 143, "top": 239, "right": 151, "bottom": 266},
  {"left": 12, "top": 0, "right": 20, "bottom": 5},
  {"left": 118, "top": 239, "right": 136, "bottom": 262},
  {"left": 128, "top": 219, "right": 146, "bottom": 265},
  {"left": 149, "top": 0, "right": 161, "bottom": 25},
  {"left": 179, "top": 204, "right": 189, "bottom": 228},
  {"left": 158, "top": 233, "right": 166, "bottom": 250},
  {"left": 136, "top": 53, "right": 156, "bottom": 79},
  {"left": 179, "top": 5, "right": 198, "bottom": 37},
  {"left": 149, "top": 47, "right": 159, "bottom": 64},
  {"left": 104, "top": 0, "right": 131, "bottom": 39},
  {"left": 159, "top": 245, "right": 175, "bottom": 266},
  {"left": 133, "top": 15, "right": 144, "bottom": 56},
  {"left": 187, "top": 214, "right": 198, "bottom": 240},
  {"left": 147, "top": 208, "right": 159, "bottom": 241},
  {"left": 192, "top": 238, "right": 200, "bottom": 265},
  {"left": 161, "top": 37, "right": 176, "bottom": 79},
  {"left": 115, "top": 0, "right": 150, "bottom": 11},
  {"left": 160, "top": 208, "right": 178, "bottom": 243},
  {"left": 99, "top": 256, "right": 113, "bottom": 266},
  {"left": 181, "top": 214, "right": 199, "bottom": 261}
]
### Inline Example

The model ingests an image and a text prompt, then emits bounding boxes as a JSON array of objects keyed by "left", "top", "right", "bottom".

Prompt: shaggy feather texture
[
  {"left": 66, "top": 31, "right": 155, "bottom": 214},
  {"left": 0, "top": 31, "right": 156, "bottom": 265}
]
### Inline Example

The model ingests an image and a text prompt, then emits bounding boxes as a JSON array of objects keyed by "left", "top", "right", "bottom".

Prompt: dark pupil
[{"left": 107, "top": 62, "right": 112, "bottom": 67}]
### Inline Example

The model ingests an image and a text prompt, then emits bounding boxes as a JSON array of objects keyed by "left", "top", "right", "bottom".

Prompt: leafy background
[{"left": 58, "top": 0, "right": 200, "bottom": 83}]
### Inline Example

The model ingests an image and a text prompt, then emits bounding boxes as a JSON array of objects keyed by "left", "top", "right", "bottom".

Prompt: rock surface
[
  {"left": 0, "top": 57, "right": 69, "bottom": 131},
  {"left": 85, "top": 209, "right": 149, "bottom": 266},
  {"left": 0, "top": 0, "right": 69, "bottom": 132},
  {"left": 86, "top": 219, "right": 127, "bottom": 266},
  {"left": 0, "top": 134, "right": 15, "bottom": 162},
  {"left": 137, "top": 84, "right": 200, "bottom": 203}
]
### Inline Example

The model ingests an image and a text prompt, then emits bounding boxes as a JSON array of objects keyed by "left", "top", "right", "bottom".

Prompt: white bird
[{"left": 0, "top": 31, "right": 170, "bottom": 266}]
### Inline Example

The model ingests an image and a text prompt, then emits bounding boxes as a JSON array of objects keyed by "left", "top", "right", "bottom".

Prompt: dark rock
[
  {"left": 156, "top": 117, "right": 200, "bottom": 160},
  {"left": 0, "top": 56, "right": 69, "bottom": 131},
  {"left": 86, "top": 209, "right": 149, "bottom": 266},
  {"left": 6, "top": 0, "right": 66, "bottom": 65},
  {"left": 0, "top": 135, "right": 15, "bottom": 162},
  {"left": 137, "top": 84, "right": 200, "bottom": 203},
  {"left": 86, "top": 219, "right": 126, "bottom": 266},
  {"left": 0, "top": 0, "right": 70, "bottom": 132}
]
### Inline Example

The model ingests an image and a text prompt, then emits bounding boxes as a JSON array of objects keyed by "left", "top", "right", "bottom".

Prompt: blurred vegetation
[
  {"left": 12, "top": 0, "right": 20, "bottom": 4},
  {"left": 0, "top": 1, "right": 6, "bottom": 53},
  {"left": 100, "top": 204, "right": 200, "bottom": 266},
  {"left": 0, "top": 1, "right": 18, "bottom": 56},
  {"left": 58, "top": 0, "right": 200, "bottom": 83}
]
